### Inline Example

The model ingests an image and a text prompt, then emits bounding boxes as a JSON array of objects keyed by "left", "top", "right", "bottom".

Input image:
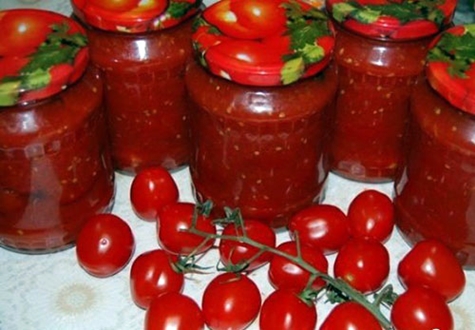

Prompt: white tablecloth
[{"left": 1, "top": 1, "right": 474, "bottom": 330}]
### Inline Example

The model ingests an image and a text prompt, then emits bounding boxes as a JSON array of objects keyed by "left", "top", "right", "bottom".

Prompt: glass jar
[
  {"left": 395, "top": 25, "right": 475, "bottom": 267},
  {"left": 0, "top": 9, "right": 114, "bottom": 253},
  {"left": 71, "top": 0, "right": 201, "bottom": 174},
  {"left": 325, "top": 0, "right": 456, "bottom": 182},
  {"left": 186, "top": 0, "right": 338, "bottom": 228}
]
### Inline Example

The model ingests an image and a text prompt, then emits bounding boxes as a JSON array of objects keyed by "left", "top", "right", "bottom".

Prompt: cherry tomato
[
  {"left": 130, "top": 166, "right": 179, "bottom": 221},
  {"left": 145, "top": 292, "right": 205, "bottom": 330},
  {"left": 156, "top": 202, "right": 216, "bottom": 255},
  {"left": 320, "top": 301, "right": 382, "bottom": 330},
  {"left": 201, "top": 272, "right": 261, "bottom": 330},
  {"left": 268, "top": 241, "right": 328, "bottom": 292},
  {"left": 391, "top": 286, "right": 454, "bottom": 330},
  {"left": 0, "top": 11, "right": 52, "bottom": 57},
  {"left": 76, "top": 214, "right": 135, "bottom": 277},
  {"left": 333, "top": 237, "right": 389, "bottom": 294},
  {"left": 129, "top": 249, "right": 184, "bottom": 309},
  {"left": 288, "top": 204, "right": 350, "bottom": 255},
  {"left": 397, "top": 239, "right": 466, "bottom": 302},
  {"left": 347, "top": 189, "right": 394, "bottom": 242},
  {"left": 259, "top": 289, "right": 317, "bottom": 330},
  {"left": 219, "top": 219, "right": 276, "bottom": 272}
]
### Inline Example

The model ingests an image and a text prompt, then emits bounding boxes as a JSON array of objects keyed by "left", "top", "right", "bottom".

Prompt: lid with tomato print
[
  {"left": 192, "top": 0, "right": 335, "bottom": 87},
  {"left": 0, "top": 9, "right": 89, "bottom": 107},
  {"left": 426, "top": 24, "right": 475, "bottom": 115},
  {"left": 71, "top": 0, "right": 201, "bottom": 33},
  {"left": 325, "top": 0, "right": 457, "bottom": 40}
]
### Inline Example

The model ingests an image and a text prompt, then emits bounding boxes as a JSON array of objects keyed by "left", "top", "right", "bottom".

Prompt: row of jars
[{"left": 1, "top": 0, "right": 474, "bottom": 267}]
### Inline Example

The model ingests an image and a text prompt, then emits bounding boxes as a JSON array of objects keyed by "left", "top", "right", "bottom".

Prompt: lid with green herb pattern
[
  {"left": 71, "top": 0, "right": 201, "bottom": 33},
  {"left": 192, "top": 0, "right": 334, "bottom": 87},
  {"left": 0, "top": 9, "right": 89, "bottom": 106},
  {"left": 426, "top": 24, "right": 475, "bottom": 114},
  {"left": 326, "top": 0, "right": 457, "bottom": 40}
]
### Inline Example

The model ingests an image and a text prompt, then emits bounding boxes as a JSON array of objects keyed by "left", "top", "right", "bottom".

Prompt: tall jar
[
  {"left": 325, "top": 0, "right": 456, "bottom": 182},
  {"left": 395, "top": 25, "right": 475, "bottom": 268},
  {"left": 186, "top": 0, "right": 338, "bottom": 228},
  {"left": 71, "top": 0, "right": 201, "bottom": 174},
  {"left": 0, "top": 9, "right": 114, "bottom": 253}
]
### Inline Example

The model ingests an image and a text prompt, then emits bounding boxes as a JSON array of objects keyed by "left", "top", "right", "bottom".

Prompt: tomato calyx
[{"left": 187, "top": 204, "right": 395, "bottom": 330}]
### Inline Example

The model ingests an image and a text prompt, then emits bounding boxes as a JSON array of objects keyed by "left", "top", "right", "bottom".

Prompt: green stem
[{"left": 188, "top": 226, "right": 394, "bottom": 330}]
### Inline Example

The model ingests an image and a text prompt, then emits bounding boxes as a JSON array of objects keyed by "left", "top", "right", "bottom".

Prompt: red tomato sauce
[
  {"left": 0, "top": 67, "right": 115, "bottom": 252},
  {"left": 186, "top": 61, "right": 338, "bottom": 227},
  {"left": 81, "top": 19, "right": 195, "bottom": 174},
  {"left": 395, "top": 77, "right": 475, "bottom": 268},
  {"left": 327, "top": 23, "right": 435, "bottom": 182}
]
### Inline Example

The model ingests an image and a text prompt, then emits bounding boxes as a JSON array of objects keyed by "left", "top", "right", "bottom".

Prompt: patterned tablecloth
[{"left": 0, "top": 1, "right": 474, "bottom": 330}]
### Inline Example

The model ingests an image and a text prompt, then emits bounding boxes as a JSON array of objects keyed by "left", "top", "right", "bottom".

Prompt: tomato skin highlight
[
  {"left": 259, "top": 289, "right": 317, "bottom": 330},
  {"left": 333, "top": 237, "right": 390, "bottom": 294},
  {"left": 268, "top": 241, "right": 328, "bottom": 292},
  {"left": 391, "top": 286, "right": 454, "bottom": 330},
  {"left": 219, "top": 219, "right": 276, "bottom": 271},
  {"left": 320, "top": 301, "right": 382, "bottom": 330},
  {"left": 397, "top": 239, "right": 466, "bottom": 302},
  {"left": 156, "top": 202, "right": 216, "bottom": 255},
  {"left": 129, "top": 249, "right": 184, "bottom": 309},
  {"left": 76, "top": 214, "right": 135, "bottom": 277},
  {"left": 201, "top": 272, "right": 261, "bottom": 330},
  {"left": 145, "top": 292, "right": 205, "bottom": 330},
  {"left": 130, "top": 166, "right": 179, "bottom": 221},
  {"left": 288, "top": 204, "right": 350, "bottom": 255},
  {"left": 347, "top": 189, "right": 394, "bottom": 242}
]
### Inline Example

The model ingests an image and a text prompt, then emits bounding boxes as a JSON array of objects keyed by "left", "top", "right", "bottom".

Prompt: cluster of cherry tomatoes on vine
[{"left": 75, "top": 166, "right": 466, "bottom": 330}]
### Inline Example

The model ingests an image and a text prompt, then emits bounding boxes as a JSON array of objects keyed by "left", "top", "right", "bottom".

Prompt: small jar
[
  {"left": 395, "top": 25, "right": 475, "bottom": 267},
  {"left": 325, "top": 0, "right": 456, "bottom": 182},
  {"left": 71, "top": 0, "right": 201, "bottom": 174},
  {"left": 0, "top": 9, "right": 114, "bottom": 253},
  {"left": 186, "top": 0, "right": 338, "bottom": 228}
]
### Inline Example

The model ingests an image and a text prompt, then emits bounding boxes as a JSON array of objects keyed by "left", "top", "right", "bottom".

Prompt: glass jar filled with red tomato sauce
[
  {"left": 0, "top": 9, "right": 115, "bottom": 253},
  {"left": 71, "top": 0, "right": 201, "bottom": 174},
  {"left": 325, "top": 0, "right": 456, "bottom": 182},
  {"left": 186, "top": 0, "right": 338, "bottom": 228},
  {"left": 395, "top": 25, "right": 475, "bottom": 268}
]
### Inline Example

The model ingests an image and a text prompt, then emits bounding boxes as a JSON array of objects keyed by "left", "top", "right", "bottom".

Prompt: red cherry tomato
[
  {"left": 259, "top": 289, "right": 317, "bottom": 330},
  {"left": 130, "top": 166, "right": 179, "bottom": 221},
  {"left": 288, "top": 204, "right": 350, "bottom": 255},
  {"left": 129, "top": 249, "right": 184, "bottom": 309},
  {"left": 391, "top": 286, "right": 454, "bottom": 330},
  {"left": 145, "top": 292, "right": 205, "bottom": 330},
  {"left": 76, "top": 214, "right": 135, "bottom": 277},
  {"left": 347, "top": 189, "right": 394, "bottom": 242},
  {"left": 333, "top": 237, "right": 389, "bottom": 294},
  {"left": 397, "top": 239, "right": 466, "bottom": 302},
  {"left": 320, "top": 301, "right": 382, "bottom": 330},
  {"left": 219, "top": 219, "right": 276, "bottom": 272},
  {"left": 0, "top": 11, "right": 52, "bottom": 57},
  {"left": 268, "top": 241, "right": 328, "bottom": 292},
  {"left": 156, "top": 202, "right": 216, "bottom": 255},
  {"left": 201, "top": 272, "right": 261, "bottom": 330}
]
